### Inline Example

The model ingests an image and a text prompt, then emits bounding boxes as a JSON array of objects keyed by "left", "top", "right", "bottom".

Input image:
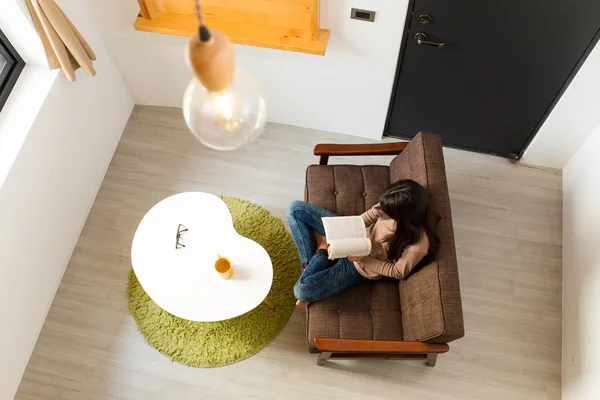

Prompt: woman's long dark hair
[{"left": 379, "top": 179, "right": 440, "bottom": 262}]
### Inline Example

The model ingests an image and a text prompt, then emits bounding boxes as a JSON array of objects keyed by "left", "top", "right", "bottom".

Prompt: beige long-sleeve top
[{"left": 353, "top": 204, "right": 430, "bottom": 280}]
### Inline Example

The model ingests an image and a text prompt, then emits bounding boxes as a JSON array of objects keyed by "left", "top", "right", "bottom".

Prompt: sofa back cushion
[
  {"left": 390, "top": 133, "right": 464, "bottom": 343},
  {"left": 305, "top": 165, "right": 390, "bottom": 215}
]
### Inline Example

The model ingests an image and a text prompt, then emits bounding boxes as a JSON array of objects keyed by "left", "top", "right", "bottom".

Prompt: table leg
[{"left": 263, "top": 296, "right": 275, "bottom": 310}]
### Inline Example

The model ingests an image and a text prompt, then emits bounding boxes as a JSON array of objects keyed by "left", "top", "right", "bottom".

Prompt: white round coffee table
[{"left": 131, "top": 192, "right": 274, "bottom": 322}]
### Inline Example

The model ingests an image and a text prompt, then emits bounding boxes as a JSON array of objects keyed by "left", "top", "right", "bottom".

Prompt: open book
[{"left": 322, "top": 216, "right": 372, "bottom": 260}]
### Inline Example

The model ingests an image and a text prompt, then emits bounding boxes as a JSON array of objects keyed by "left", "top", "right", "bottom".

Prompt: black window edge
[{"left": 0, "top": 29, "right": 26, "bottom": 113}]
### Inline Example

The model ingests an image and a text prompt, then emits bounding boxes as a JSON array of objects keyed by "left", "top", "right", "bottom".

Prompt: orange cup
[{"left": 215, "top": 255, "right": 233, "bottom": 280}]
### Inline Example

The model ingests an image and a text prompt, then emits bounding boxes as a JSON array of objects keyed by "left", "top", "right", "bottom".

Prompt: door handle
[{"left": 414, "top": 33, "right": 445, "bottom": 48}]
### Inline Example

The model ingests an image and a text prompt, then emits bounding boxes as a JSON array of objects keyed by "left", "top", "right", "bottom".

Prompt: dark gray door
[{"left": 385, "top": 0, "right": 600, "bottom": 157}]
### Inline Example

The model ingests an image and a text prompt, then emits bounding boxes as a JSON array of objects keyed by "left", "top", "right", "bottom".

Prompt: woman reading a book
[{"left": 287, "top": 179, "right": 439, "bottom": 305}]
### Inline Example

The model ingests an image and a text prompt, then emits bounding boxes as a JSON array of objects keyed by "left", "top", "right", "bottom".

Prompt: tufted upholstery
[
  {"left": 305, "top": 165, "right": 390, "bottom": 216},
  {"left": 305, "top": 132, "right": 464, "bottom": 348}
]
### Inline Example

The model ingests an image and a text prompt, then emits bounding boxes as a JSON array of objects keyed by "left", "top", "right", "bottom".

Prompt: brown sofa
[{"left": 304, "top": 132, "right": 464, "bottom": 367}]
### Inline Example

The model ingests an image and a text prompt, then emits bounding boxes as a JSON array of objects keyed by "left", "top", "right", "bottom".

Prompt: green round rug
[{"left": 127, "top": 197, "right": 300, "bottom": 367}]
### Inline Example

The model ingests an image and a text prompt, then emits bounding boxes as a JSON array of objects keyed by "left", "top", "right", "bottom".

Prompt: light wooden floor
[{"left": 15, "top": 106, "right": 563, "bottom": 400}]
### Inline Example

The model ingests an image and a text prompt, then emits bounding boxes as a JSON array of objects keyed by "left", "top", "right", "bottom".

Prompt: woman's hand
[{"left": 348, "top": 255, "right": 362, "bottom": 262}]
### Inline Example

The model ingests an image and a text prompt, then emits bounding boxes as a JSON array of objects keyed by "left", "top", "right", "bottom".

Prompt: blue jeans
[{"left": 286, "top": 200, "right": 369, "bottom": 303}]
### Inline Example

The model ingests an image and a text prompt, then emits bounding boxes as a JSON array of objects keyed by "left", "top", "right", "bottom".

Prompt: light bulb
[{"left": 183, "top": 68, "right": 267, "bottom": 151}]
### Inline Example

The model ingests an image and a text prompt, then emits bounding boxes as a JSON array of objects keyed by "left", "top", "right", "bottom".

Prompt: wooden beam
[
  {"left": 309, "top": 0, "right": 319, "bottom": 41},
  {"left": 137, "top": 0, "right": 155, "bottom": 20},
  {"left": 313, "top": 338, "right": 450, "bottom": 354},
  {"left": 133, "top": 0, "right": 329, "bottom": 55},
  {"left": 134, "top": 12, "right": 329, "bottom": 56}
]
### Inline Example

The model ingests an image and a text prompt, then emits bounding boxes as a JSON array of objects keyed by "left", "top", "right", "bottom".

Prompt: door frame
[{"left": 383, "top": 0, "right": 600, "bottom": 159}]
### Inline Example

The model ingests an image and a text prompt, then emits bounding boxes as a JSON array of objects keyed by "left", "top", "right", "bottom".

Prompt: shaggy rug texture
[{"left": 128, "top": 197, "right": 300, "bottom": 367}]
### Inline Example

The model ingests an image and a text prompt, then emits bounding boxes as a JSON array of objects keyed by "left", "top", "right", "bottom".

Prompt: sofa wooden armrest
[
  {"left": 315, "top": 337, "right": 450, "bottom": 367},
  {"left": 313, "top": 142, "right": 409, "bottom": 165},
  {"left": 313, "top": 338, "right": 448, "bottom": 367},
  {"left": 314, "top": 338, "right": 449, "bottom": 354}
]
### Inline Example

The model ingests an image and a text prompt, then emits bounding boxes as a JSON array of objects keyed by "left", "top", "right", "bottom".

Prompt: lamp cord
[
  {"left": 194, "top": 0, "right": 211, "bottom": 42},
  {"left": 194, "top": 0, "right": 203, "bottom": 25}
]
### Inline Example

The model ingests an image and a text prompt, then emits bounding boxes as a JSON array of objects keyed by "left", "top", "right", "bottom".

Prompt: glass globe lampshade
[{"left": 183, "top": 68, "right": 267, "bottom": 151}]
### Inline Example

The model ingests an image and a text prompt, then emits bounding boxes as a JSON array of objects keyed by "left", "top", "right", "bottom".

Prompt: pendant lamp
[{"left": 183, "top": 0, "right": 267, "bottom": 151}]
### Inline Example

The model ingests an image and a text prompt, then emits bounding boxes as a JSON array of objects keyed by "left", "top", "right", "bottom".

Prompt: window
[{"left": 0, "top": 29, "right": 25, "bottom": 112}]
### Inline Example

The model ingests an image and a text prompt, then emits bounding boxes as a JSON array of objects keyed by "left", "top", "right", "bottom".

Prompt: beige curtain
[{"left": 26, "top": 0, "right": 96, "bottom": 82}]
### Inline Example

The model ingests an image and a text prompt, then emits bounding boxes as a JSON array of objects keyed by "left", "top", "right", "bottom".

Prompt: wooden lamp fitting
[{"left": 186, "top": 26, "right": 235, "bottom": 92}]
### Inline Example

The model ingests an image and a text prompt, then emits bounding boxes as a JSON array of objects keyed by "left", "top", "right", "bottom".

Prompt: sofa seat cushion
[
  {"left": 306, "top": 279, "right": 403, "bottom": 347},
  {"left": 305, "top": 165, "right": 390, "bottom": 216}
]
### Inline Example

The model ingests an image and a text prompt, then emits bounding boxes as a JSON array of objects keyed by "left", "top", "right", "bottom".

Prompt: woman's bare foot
[
  {"left": 296, "top": 300, "right": 310, "bottom": 306},
  {"left": 313, "top": 230, "right": 328, "bottom": 251}
]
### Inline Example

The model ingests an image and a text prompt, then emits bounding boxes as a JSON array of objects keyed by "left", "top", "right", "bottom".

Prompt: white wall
[
  {"left": 0, "top": 1, "right": 134, "bottom": 399},
  {"left": 523, "top": 41, "right": 600, "bottom": 169},
  {"left": 562, "top": 123, "right": 600, "bottom": 399},
  {"left": 86, "top": 0, "right": 408, "bottom": 140}
]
